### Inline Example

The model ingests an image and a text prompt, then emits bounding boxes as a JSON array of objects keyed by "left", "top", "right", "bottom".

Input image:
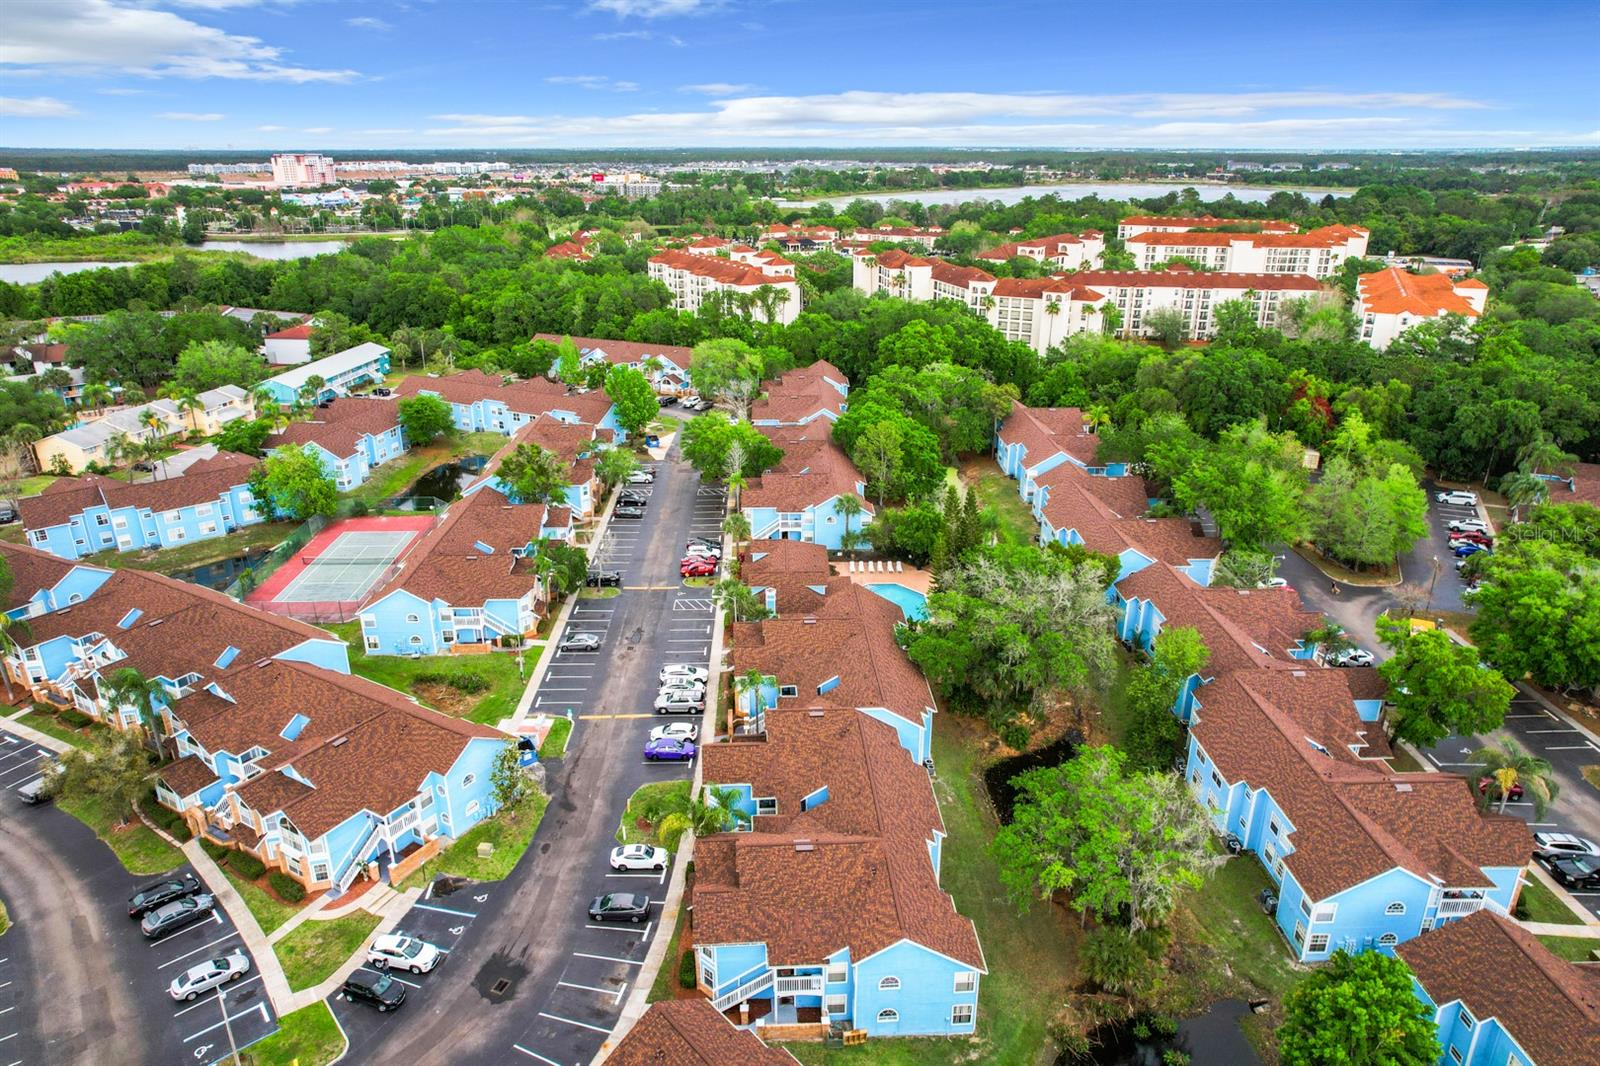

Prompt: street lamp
[{"left": 1425, "top": 555, "right": 1441, "bottom": 615}]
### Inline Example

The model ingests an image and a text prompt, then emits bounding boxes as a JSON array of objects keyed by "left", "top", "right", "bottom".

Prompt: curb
[
  {"left": 182, "top": 838, "right": 297, "bottom": 1015},
  {"left": 1, "top": 715, "right": 75, "bottom": 755}
]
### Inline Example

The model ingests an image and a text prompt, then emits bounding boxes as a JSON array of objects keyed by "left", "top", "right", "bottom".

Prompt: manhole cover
[{"left": 491, "top": 979, "right": 511, "bottom": 996}]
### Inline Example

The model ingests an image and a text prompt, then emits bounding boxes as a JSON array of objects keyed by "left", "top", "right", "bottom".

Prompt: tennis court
[{"left": 274, "top": 529, "right": 415, "bottom": 603}]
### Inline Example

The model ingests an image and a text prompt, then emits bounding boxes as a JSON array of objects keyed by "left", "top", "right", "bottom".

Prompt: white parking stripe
[
  {"left": 584, "top": 923, "right": 645, "bottom": 933},
  {"left": 354, "top": 966, "right": 421, "bottom": 988},
  {"left": 413, "top": 902, "right": 475, "bottom": 918},
  {"left": 573, "top": 951, "right": 643, "bottom": 966},
  {"left": 158, "top": 930, "right": 240, "bottom": 968},
  {"left": 556, "top": 979, "right": 618, "bottom": 998},
  {"left": 172, "top": 975, "right": 263, "bottom": 1016},
  {"left": 183, "top": 1002, "right": 268, "bottom": 1042},
  {"left": 511, "top": 1045, "right": 563, "bottom": 1066},
  {"left": 538, "top": 1011, "right": 612, "bottom": 1034}
]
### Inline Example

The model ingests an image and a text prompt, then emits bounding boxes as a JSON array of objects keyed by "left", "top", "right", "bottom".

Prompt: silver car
[{"left": 168, "top": 950, "right": 251, "bottom": 1001}]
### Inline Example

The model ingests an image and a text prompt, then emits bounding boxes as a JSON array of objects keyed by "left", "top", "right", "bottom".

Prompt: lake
[
  {"left": 0, "top": 238, "right": 355, "bottom": 285},
  {"left": 773, "top": 181, "right": 1352, "bottom": 209}
]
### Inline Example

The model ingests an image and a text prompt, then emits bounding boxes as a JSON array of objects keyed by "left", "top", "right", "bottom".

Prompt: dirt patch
[{"left": 411, "top": 681, "right": 477, "bottom": 717}]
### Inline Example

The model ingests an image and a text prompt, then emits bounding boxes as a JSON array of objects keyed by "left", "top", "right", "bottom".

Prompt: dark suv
[
  {"left": 342, "top": 970, "right": 406, "bottom": 1012},
  {"left": 585, "top": 570, "right": 622, "bottom": 588},
  {"left": 128, "top": 873, "right": 204, "bottom": 918}
]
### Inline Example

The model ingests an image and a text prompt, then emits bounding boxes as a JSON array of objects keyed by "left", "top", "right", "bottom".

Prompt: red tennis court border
[{"left": 245, "top": 514, "right": 437, "bottom": 610}]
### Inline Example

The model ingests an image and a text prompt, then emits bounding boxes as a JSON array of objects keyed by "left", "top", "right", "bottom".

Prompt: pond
[
  {"left": 772, "top": 181, "right": 1353, "bottom": 209},
  {"left": 0, "top": 239, "right": 354, "bottom": 284},
  {"left": 982, "top": 729, "right": 1082, "bottom": 823},
  {"left": 407, "top": 455, "right": 489, "bottom": 504},
  {"left": 168, "top": 548, "right": 270, "bottom": 591},
  {"left": 1062, "top": 1000, "right": 1264, "bottom": 1066}
]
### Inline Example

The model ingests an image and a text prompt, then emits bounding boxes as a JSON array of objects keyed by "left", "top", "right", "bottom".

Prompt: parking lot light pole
[
  {"left": 218, "top": 989, "right": 241, "bottom": 1065},
  {"left": 1425, "top": 555, "right": 1441, "bottom": 614}
]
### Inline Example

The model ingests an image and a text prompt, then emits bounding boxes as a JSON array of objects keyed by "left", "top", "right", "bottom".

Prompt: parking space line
[
  {"left": 1545, "top": 744, "right": 1600, "bottom": 751},
  {"left": 413, "top": 902, "right": 476, "bottom": 918},
  {"left": 605, "top": 872, "right": 658, "bottom": 879},
  {"left": 183, "top": 1002, "right": 269, "bottom": 1042},
  {"left": 173, "top": 975, "right": 263, "bottom": 1016},
  {"left": 538, "top": 1012, "right": 611, "bottom": 1034},
  {"left": 573, "top": 951, "right": 643, "bottom": 966},
  {"left": 354, "top": 966, "right": 421, "bottom": 988},
  {"left": 556, "top": 980, "right": 619, "bottom": 998},
  {"left": 512, "top": 1045, "right": 563, "bottom": 1066},
  {"left": 158, "top": 930, "right": 240, "bottom": 967},
  {"left": 584, "top": 923, "right": 646, "bottom": 933}
]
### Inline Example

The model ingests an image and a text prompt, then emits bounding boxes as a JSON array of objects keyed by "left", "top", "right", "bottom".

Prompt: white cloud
[
  {"left": 546, "top": 74, "right": 641, "bottom": 92},
  {"left": 587, "top": 0, "right": 716, "bottom": 17},
  {"left": 302, "top": 126, "right": 333, "bottom": 134},
  {"left": 594, "top": 30, "right": 653, "bottom": 40},
  {"left": 0, "top": 0, "right": 359, "bottom": 83},
  {"left": 611, "top": 81, "right": 640, "bottom": 93},
  {"left": 345, "top": 16, "right": 391, "bottom": 31},
  {"left": 96, "top": 86, "right": 149, "bottom": 95},
  {"left": 0, "top": 95, "right": 79, "bottom": 118},
  {"left": 256, "top": 124, "right": 287, "bottom": 131},
  {"left": 680, "top": 82, "right": 753, "bottom": 96},
  {"left": 157, "top": 110, "right": 224, "bottom": 120}
]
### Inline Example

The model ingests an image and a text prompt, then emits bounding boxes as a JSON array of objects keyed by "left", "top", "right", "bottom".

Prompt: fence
[{"left": 222, "top": 512, "right": 330, "bottom": 602}]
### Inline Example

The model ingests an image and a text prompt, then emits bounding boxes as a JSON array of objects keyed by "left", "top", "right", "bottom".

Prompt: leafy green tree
[
  {"left": 396, "top": 394, "right": 455, "bottom": 445},
  {"left": 212, "top": 417, "right": 273, "bottom": 457},
  {"left": 656, "top": 784, "right": 753, "bottom": 851},
  {"left": 1468, "top": 738, "right": 1558, "bottom": 816},
  {"left": 1123, "top": 627, "right": 1210, "bottom": 771},
  {"left": 722, "top": 512, "right": 751, "bottom": 549},
  {"left": 0, "top": 613, "right": 31, "bottom": 706},
  {"left": 851, "top": 420, "right": 903, "bottom": 508},
  {"left": 1142, "top": 307, "right": 1189, "bottom": 350},
  {"left": 246, "top": 443, "right": 338, "bottom": 521},
  {"left": 868, "top": 501, "right": 945, "bottom": 565},
  {"left": 688, "top": 338, "right": 764, "bottom": 415},
  {"left": 1152, "top": 419, "right": 1309, "bottom": 550},
  {"left": 603, "top": 364, "right": 658, "bottom": 436},
  {"left": 1376, "top": 615, "right": 1513, "bottom": 747},
  {"left": 1516, "top": 502, "right": 1600, "bottom": 560},
  {"left": 44, "top": 729, "right": 156, "bottom": 827},
  {"left": 992, "top": 746, "right": 1217, "bottom": 931},
  {"left": 489, "top": 743, "right": 530, "bottom": 810},
  {"left": 1308, "top": 458, "right": 1429, "bottom": 569},
  {"left": 833, "top": 400, "right": 945, "bottom": 503},
  {"left": 711, "top": 578, "right": 770, "bottom": 624},
  {"left": 496, "top": 442, "right": 571, "bottom": 507},
  {"left": 594, "top": 445, "right": 640, "bottom": 490},
  {"left": 680, "top": 413, "right": 782, "bottom": 483},
  {"left": 1468, "top": 541, "right": 1600, "bottom": 694},
  {"left": 1278, "top": 950, "right": 1439, "bottom": 1066},
  {"left": 172, "top": 339, "right": 268, "bottom": 393}
]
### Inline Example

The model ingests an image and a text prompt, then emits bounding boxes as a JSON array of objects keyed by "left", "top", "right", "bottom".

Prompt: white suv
[
  {"left": 655, "top": 690, "right": 705, "bottom": 714},
  {"left": 1435, "top": 490, "right": 1479, "bottom": 506},
  {"left": 650, "top": 721, "right": 700, "bottom": 743},
  {"left": 610, "top": 844, "right": 669, "bottom": 871},
  {"left": 660, "top": 665, "right": 709, "bottom": 684},
  {"left": 367, "top": 934, "right": 444, "bottom": 974},
  {"left": 1448, "top": 518, "right": 1490, "bottom": 534}
]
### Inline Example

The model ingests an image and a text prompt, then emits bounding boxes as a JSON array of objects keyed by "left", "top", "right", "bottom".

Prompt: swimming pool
[{"left": 867, "top": 582, "right": 928, "bottom": 620}]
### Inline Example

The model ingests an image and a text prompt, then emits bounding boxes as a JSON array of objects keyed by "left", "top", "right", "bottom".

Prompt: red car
[
  {"left": 1449, "top": 531, "right": 1494, "bottom": 547},
  {"left": 1478, "top": 776, "right": 1523, "bottom": 801},
  {"left": 680, "top": 557, "right": 717, "bottom": 577}
]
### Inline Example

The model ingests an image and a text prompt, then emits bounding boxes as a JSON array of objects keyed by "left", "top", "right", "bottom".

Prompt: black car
[
  {"left": 619, "top": 488, "right": 649, "bottom": 501},
  {"left": 657, "top": 394, "right": 676, "bottom": 407},
  {"left": 128, "top": 873, "right": 204, "bottom": 917},
  {"left": 140, "top": 893, "right": 215, "bottom": 938},
  {"left": 589, "top": 892, "right": 651, "bottom": 923},
  {"left": 614, "top": 503, "right": 646, "bottom": 519},
  {"left": 1549, "top": 856, "right": 1600, "bottom": 890},
  {"left": 585, "top": 569, "right": 622, "bottom": 588},
  {"left": 372, "top": 387, "right": 393, "bottom": 397},
  {"left": 342, "top": 970, "right": 406, "bottom": 1012}
]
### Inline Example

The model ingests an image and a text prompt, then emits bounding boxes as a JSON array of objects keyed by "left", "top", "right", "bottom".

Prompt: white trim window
[
  {"left": 876, "top": 1009, "right": 898, "bottom": 1024},
  {"left": 951, "top": 1004, "right": 974, "bottom": 1026},
  {"left": 1378, "top": 933, "right": 1399, "bottom": 947},
  {"left": 877, "top": 976, "right": 900, "bottom": 991},
  {"left": 1385, "top": 901, "right": 1406, "bottom": 915},
  {"left": 954, "top": 971, "right": 976, "bottom": 994},
  {"left": 1308, "top": 933, "right": 1330, "bottom": 953},
  {"left": 826, "top": 962, "right": 847, "bottom": 984}
]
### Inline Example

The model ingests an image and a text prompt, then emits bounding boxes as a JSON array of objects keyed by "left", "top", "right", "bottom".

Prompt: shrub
[
  {"left": 201, "top": 838, "right": 229, "bottom": 861},
  {"left": 140, "top": 794, "right": 193, "bottom": 841},
  {"left": 268, "top": 871, "right": 307, "bottom": 902},
  {"left": 228, "top": 851, "right": 267, "bottom": 879},
  {"left": 1081, "top": 927, "right": 1166, "bottom": 1000},
  {"left": 678, "top": 949, "right": 696, "bottom": 989},
  {"left": 58, "top": 707, "right": 94, "bottom": 729},
  {"left": 414, "top": 670, "right": 490, "bottom": 694}
]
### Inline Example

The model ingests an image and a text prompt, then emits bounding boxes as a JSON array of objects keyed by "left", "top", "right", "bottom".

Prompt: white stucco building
[{"left": 1354, "top": 267, "right": 1488, "bottom": 349}]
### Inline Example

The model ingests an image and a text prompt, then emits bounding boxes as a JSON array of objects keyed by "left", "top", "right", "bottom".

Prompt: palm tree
[
  {"left": 0, "top": 614, "right": 33, "bottom": 706},
  {"left": 656, "top": 784, "right": 752, "bottom": 850},
  {"left": 79, "top": 382, "right": 115, "bottom": 410},
  {"left": 1516, "top": 435, "right": 1577, "bottom": 480},
  {"left": 172, "top": 388, "right": 204, "bottom": 434},
  {"left": 834, "top": 494, "right": 865, "bottom": 560},
  {"left": 100, "top": 667, "right": 168, "bottom": 747},
  {"left": 249, "top": 385, "right": 278, "bottom": 415},
  {"left": 1499, "top": 470, "right": 1549, "bottom": 523},
  {"left": 721, "top": 512, "right": 751, "bottom": 550},
  {"left": 1084, "top": 404, "right": 1112, "bottom": 435},
  {"left": 734, "top": 668, "right": 767, "bottom": 739},
  {"left": 298, "top": 374, "right": 327, "bottom": 405},
  {"left": 1468, "top": 739, "right": 1558, "bottom": 816}
]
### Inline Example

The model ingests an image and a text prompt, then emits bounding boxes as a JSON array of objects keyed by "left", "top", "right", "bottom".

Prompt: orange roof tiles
[{"left": 1357, "top": 267, "right": 1483, "bottom": 318}]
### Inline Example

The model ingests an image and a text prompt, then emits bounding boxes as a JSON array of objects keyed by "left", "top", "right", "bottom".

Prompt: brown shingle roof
[
  {"left": 364, "top": 485, "right": 545, "bottom": 607},
  {"left": 741, "top": 541, "right": 832, "bottom": 615},
  {"left": 743, "top": 436, "right": 869, "bottom": 514},
  {"left": 0, "top": 541, "right": 105, "bottom": 612},
  {"left": 1117, "top": 563, "right": 1320, "bottom": 674},
  {"left": 19, "top": 453, "right": 260, "bottom": 532},
  {"left": 267, "top": 398, "right": 399, "bottom": 458},
  {"left": 531, "top": 334, "right": 693, "bottom": 370},
  {"left": 395, "top": 369, "right": 613, "bottom": 424},
  {"left": 158, "top": 755, "right": 219, "bottom": 797},
  {"left": 999, "top": 401, "right": 1102, "bottom": 467},
  {"left": 1397, "top": 911, "right": 1600, "bottom": 1066},
  {"left": 606, "top": 999, "right": 798, "bottom": 1066},
  {"left": 750, "top": 360, "right": 850, "bottom": 426}
]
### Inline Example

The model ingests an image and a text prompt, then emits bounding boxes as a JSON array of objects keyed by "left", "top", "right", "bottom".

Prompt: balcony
[
  {"left": 775, "top": 974, "right": 825, "bottom": 996},
  {"left": 1436, "top": 895, "right": 1489, "bottom": 917}
]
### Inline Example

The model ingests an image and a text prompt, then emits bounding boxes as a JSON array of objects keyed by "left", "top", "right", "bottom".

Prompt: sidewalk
[
  {"left": 183, "top": 838, "right": 296, "bottom": 1014},
  {"left": 2, "top": 713, "right": 74, "bottom": 755}
]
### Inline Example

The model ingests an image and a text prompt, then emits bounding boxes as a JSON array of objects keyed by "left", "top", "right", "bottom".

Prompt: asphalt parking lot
[{"left": 0, "top": 724, "right": 277, "bottom": 1065}]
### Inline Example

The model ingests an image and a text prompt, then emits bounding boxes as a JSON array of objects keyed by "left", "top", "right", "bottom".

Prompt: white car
[
  {"left": 1328, "top": 648, "right": 1376, "bottom": 668},
  {"left": 1448, "top": 518, "right": 1490, "bottom": 534},
  {"left": 168, "top": 951, "right": 250, "bottom": 1001},
  {"left": 1257, "top": 577, "right": 1290, "bottom": 590},
  {"left": 611, "top": 843, "right": 670, "bottom": 871},
  {"left": 367, "top": 934, "right": 444, "bottom": 975},
  {"left": 655, "top": 690, "right": 706, "bottom": 714},
  {"left": 659, "top": 664, "right": 709, "bottom": 684},
  {"left": 626, "top": 469, "right": 656, "bottom": 484},
  {"left": 1435, "top": 490, "right": 1479, "bottom": 506},
  {"left": 683, "top": 544, "right": 720, "bottom": 559},
  {"left": 650, "top": 721, "right": 700, "bottom": 743}
]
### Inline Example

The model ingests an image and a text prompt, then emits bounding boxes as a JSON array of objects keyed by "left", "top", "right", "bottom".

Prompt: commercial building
[
  {"left": 1354, "top": 267, "right": 1488, "bottom": 349},
  {"left": 270, "top": 153, "right": 337, "bottom": 188}
]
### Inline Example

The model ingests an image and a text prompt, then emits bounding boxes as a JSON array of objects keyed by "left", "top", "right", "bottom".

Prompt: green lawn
[
  {"left": 225, "top": 866, "right": 302, "bottom": 936},
  {"left": 403, "top": 791, "right": 549, "bottom": 887},
  {"left": 788, "top": 714, "right": 1079, "bottom": 1066},
  {"left": 539, "top": 717, "right": 572, "bottom": 759},
  {"left": 10, "top": 475, "right": 57, "bottom": 496},
  {"left": 1171, "top": 853, "right": 1306, "bottom": 1004},
  {"left": 240, "top": 1002, "right": 346, "bottom": 1066},
  {"left": 1518, "top": 875, "right": 1586, "bottom": 925},
  {"left": 964, "top": 460, "right": 1038, "bottom": 546},
  {"left": 1536, "top": 934, "right": 1600, "bottom": 962},
  {"left": 56, "top": 791, "right": 185, "bottom": 875},
  {"left": 275, "top": 910, "right": 382, "bottom": 991},
  {"left": 0, "top": 899, "right": 10, "bottom": 935},
  {"left": 649, "top": 869, "right": 694, "bottom": 1003},
  {"left": 17, "top": 709, "right": 94, "bottom": 749},
  {"left": 320, "top": 622, "right": 530, "bottom": 726},
  {"left": 83, "top": 521, "right": 292, "bottom": 574},
  {"left": 616, "top": 780, "right": 692, "bottom": 847}
]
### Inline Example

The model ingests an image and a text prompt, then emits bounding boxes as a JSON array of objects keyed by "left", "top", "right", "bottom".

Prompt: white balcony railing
[
  {"left": 775, "top": 975, "right": 825, "bottom": 996},
  {"left": 1436, "top": 897, "right": 1486, "bottom": 917},
  {"left": 712, "top": 970, "right": 773, "bottom": 1012}
]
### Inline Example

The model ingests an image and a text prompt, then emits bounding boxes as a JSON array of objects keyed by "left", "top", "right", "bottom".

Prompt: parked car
[
  {"left": 589, "top": 892, "right": 651, "bottom": 923},
  {"left": 1256, "top": 577, "right": 1290, "bottom": 590},
  {"left": 168, "top": 951, "right": 251, "bottom": 1001},
  {"left": 372, "top": 386, "right": 393, "bottom": 398},
  {"left": 655, "top": 690, "right": 705, "bottom": 714},
  {"left": 684, "top": 543, "right": 721, "bottom": 559},
  {"left": 367, "top": 934, "right": 444, "bottom": 974},
  {"left": 1548, "top": 856, "right": 1600, "bottom": 890},
  {"left": 1448, "top": 531, "right": 1493, "bottom": 547},
  {"left": 1454, "top": 542, "right": 1489, "bottom": 558},
  {"left": 132, "top": 460, "right": 156, "bottom": 473},
  {"left": 626, "top": 470, "right": 656, "bottom": 484},
  {"left": 0, "top": 504, "right": 16, "bottom": 525},
  {"left": 1477, "top": 776, "right": 1523, "bottom": 801},
  {"left": 1327, "top": 648, "right": 1375, "bottom": 668},
  {"left": 558, "top": 632, "right": 602, "bottom": 653},
  {"left": 657, "top": 395, "right": 676, "bottom": 407},
  {"left": 14, "top": 754, "right": 60, "bottom": 804},
  {"left": 610, "top": 843, "right": 669, "bottom": 871},
  {"left": 1534, "top": 831, "right": 1600, "bottom": 863},
  {"left": 680, "top": 558, "right": 717, "bottom": 577},
  {"left": 342, "top": 969, "right": 406, "bottom": 1012},
  {"left": 1435, "top": 490, "right": 1479, "bottom": 506},
  {"left": 693, "top": 399, "right": 715, "bottom": 411},
  {"left": 1448, "top": 518, "right": 1490, "bottom": 535},
  {"left": 658, "top": 681, "right": 707, "bottom": 702},
  {"left": 614, "top": 502, "right": 646, "bottom": 519},
  {"left": 140, "top": 893, "right": 216, "bottom": 938},
  {"left": 1461, "top": 582, "right": 1486, "bottom": 601},
  {"left": 650, "top": 722, "right": 700, "bottom": 744},
  {"left": 644, "top": 737, "right": 697, "bottom": 762},
  {"left": 128, "top": 873, "right": 204, "bottom": 918},
  {"left": 585, "top": 570, "right": 622, "bottom": 588},
  {"left": 619, "top": 489, "right": 649, "bottom": 503},
  {"left": 659, "top": 665, "right": 709, "bottom": 684},
  {"left": 685, "top": 537, "right": 720, "bottom": 551}
]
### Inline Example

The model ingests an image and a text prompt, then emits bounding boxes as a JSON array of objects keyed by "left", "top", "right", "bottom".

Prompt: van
[{"left": 15, "top": 774, "right": 50, "bottom": 804}]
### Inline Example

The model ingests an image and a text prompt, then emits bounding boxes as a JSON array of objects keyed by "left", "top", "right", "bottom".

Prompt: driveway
[
  {"left": 338, "top": 436, "right": 712, "bottom": 1066},
  {"left": 0, "top": 724, "right": 278, "bottom": 1066}
]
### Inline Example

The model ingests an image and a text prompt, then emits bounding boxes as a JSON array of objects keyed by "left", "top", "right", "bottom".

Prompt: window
[
  {"left": 826, "top": 962, "right": 847, "bottom": 984},
  {"left": 406, "top": 613, "right": 420, "bottom": 623},
  {"left": 1449, "top": 1048, "right": 1462, "bottom": 1065},
  {"left": 951, "top": 1004, "right": 974, "bottom": 1026},
  {"left": 312, "top": 863, "right": 329, "bottom": 882},
  {"left": 1378, "top": 933, "right": 1398, "bottom": 947},
  {"left": 94, "top": 514, "right": 110, "bottom": 527},
  {"left": 1457, "top": 1009, "right": 1474, "bottom": 1030},
  {"left": 878, "top": 976, "right": 900, "bottom": 991},
  {"left": 1268, "top": 818, "right": 1281, "bottom": 837},
  {"left": 1293, "top": 921, "right": 1306, "bottom": 946},
  {"left": 1385, "top": 901, "right": 1406, "bottom": 915},
  {"left": 462, "top": 774, "right": 476, "bottom": 788},
  {"left": 876, "top": 1010, "right": 898, "bottom": 1024},
  {"left": 365, "top": 638, "right": 379, "bottom": 650},
  {"left": 1308, "top": 934, "right": 1330, "bottom": 953},
  {"left": 465, "top": 800, "right": 480, "bottom": 818},
  {"left": 756, "top": 797, "right": 778, "bottom": 816},
  {"left": 779, "top": 685, "right": 798, "bottom": 698},
  {"left": 409, "top": 636, "right": 423, "bottom": 646},
  {"left": 954, "top": 971, "right": 976, "bottom": 994}
]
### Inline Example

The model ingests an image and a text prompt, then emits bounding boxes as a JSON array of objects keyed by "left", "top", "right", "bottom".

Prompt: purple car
[{"left": 644, "top": 737, "right": 696, "bottom": 762}]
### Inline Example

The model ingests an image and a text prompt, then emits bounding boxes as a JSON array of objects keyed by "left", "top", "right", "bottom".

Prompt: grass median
[
  {"left": 56, "top": 791, "right": 184, "bottom": 875},
  {"left": 239, "top": 1002, "right": 345, "bottom": 1066},
  {"left": 275, "top": 910, "right": 383, "bottom": 992},
  {"left": 401, "top": 790, "right": 550, "bottom": 887},
  {"left": 321, "top": 622, "right": 530, "bottom": 726}
]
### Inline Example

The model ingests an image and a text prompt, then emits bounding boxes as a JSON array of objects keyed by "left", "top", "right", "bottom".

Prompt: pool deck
[{"left": 838, "top": 560, "right": 932, "bottom": 595}]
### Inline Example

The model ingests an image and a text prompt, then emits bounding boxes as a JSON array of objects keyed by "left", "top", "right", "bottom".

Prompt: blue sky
[{"left": 1, "top": 0, "right": 1596, "bottom": 151}]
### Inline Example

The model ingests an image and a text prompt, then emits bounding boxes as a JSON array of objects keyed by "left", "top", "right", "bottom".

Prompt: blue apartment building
[
  {"left": 266, "top": 397, "right": 406, "bottom": 491},
  {"left": 258, "top": 342, "right": 392, "bottom": 405}
]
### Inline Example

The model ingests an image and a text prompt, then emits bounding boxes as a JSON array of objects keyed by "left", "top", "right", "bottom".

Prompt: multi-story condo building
[
  {"left": 532, "top": 334, "right": 694, "bottom": 393},
  {"left": 258, "top": 343, "right": 392, "bottom": 405},
  {"left": 976, "top": 230, "right": 1104, "bottom": 270},
  {"left": 266, "top": 398, "right": 406, "bottom": 492},
  {"left": 1125, "top": 224, "right": 1369, "bottom": 277},
  {"left": 742, "top": 431, "right": 873, "bottom": 552},
  {"left": 756, "top": 224, "right": 839, "bottom": 251},
  {"left": 395, "top": 369, "right": 620, "bottom": 438},
  {"left": 1115, "top": 214, "right": 1296, "bottom": 241},
  {"left": 648, "top": 249, "right": 802, "bottom": 324},
  {"left": 849, "top": 225, "right": 944, "bottom": 250},
  {"left": 1354, "top": 266, "right": 1488, "bottom": 349},
  {"left": 270, "top": 152, "right": 337, "bottom": 188},
  {"left": 750, "top": 361, "right": 849, "bottom": 428}
]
